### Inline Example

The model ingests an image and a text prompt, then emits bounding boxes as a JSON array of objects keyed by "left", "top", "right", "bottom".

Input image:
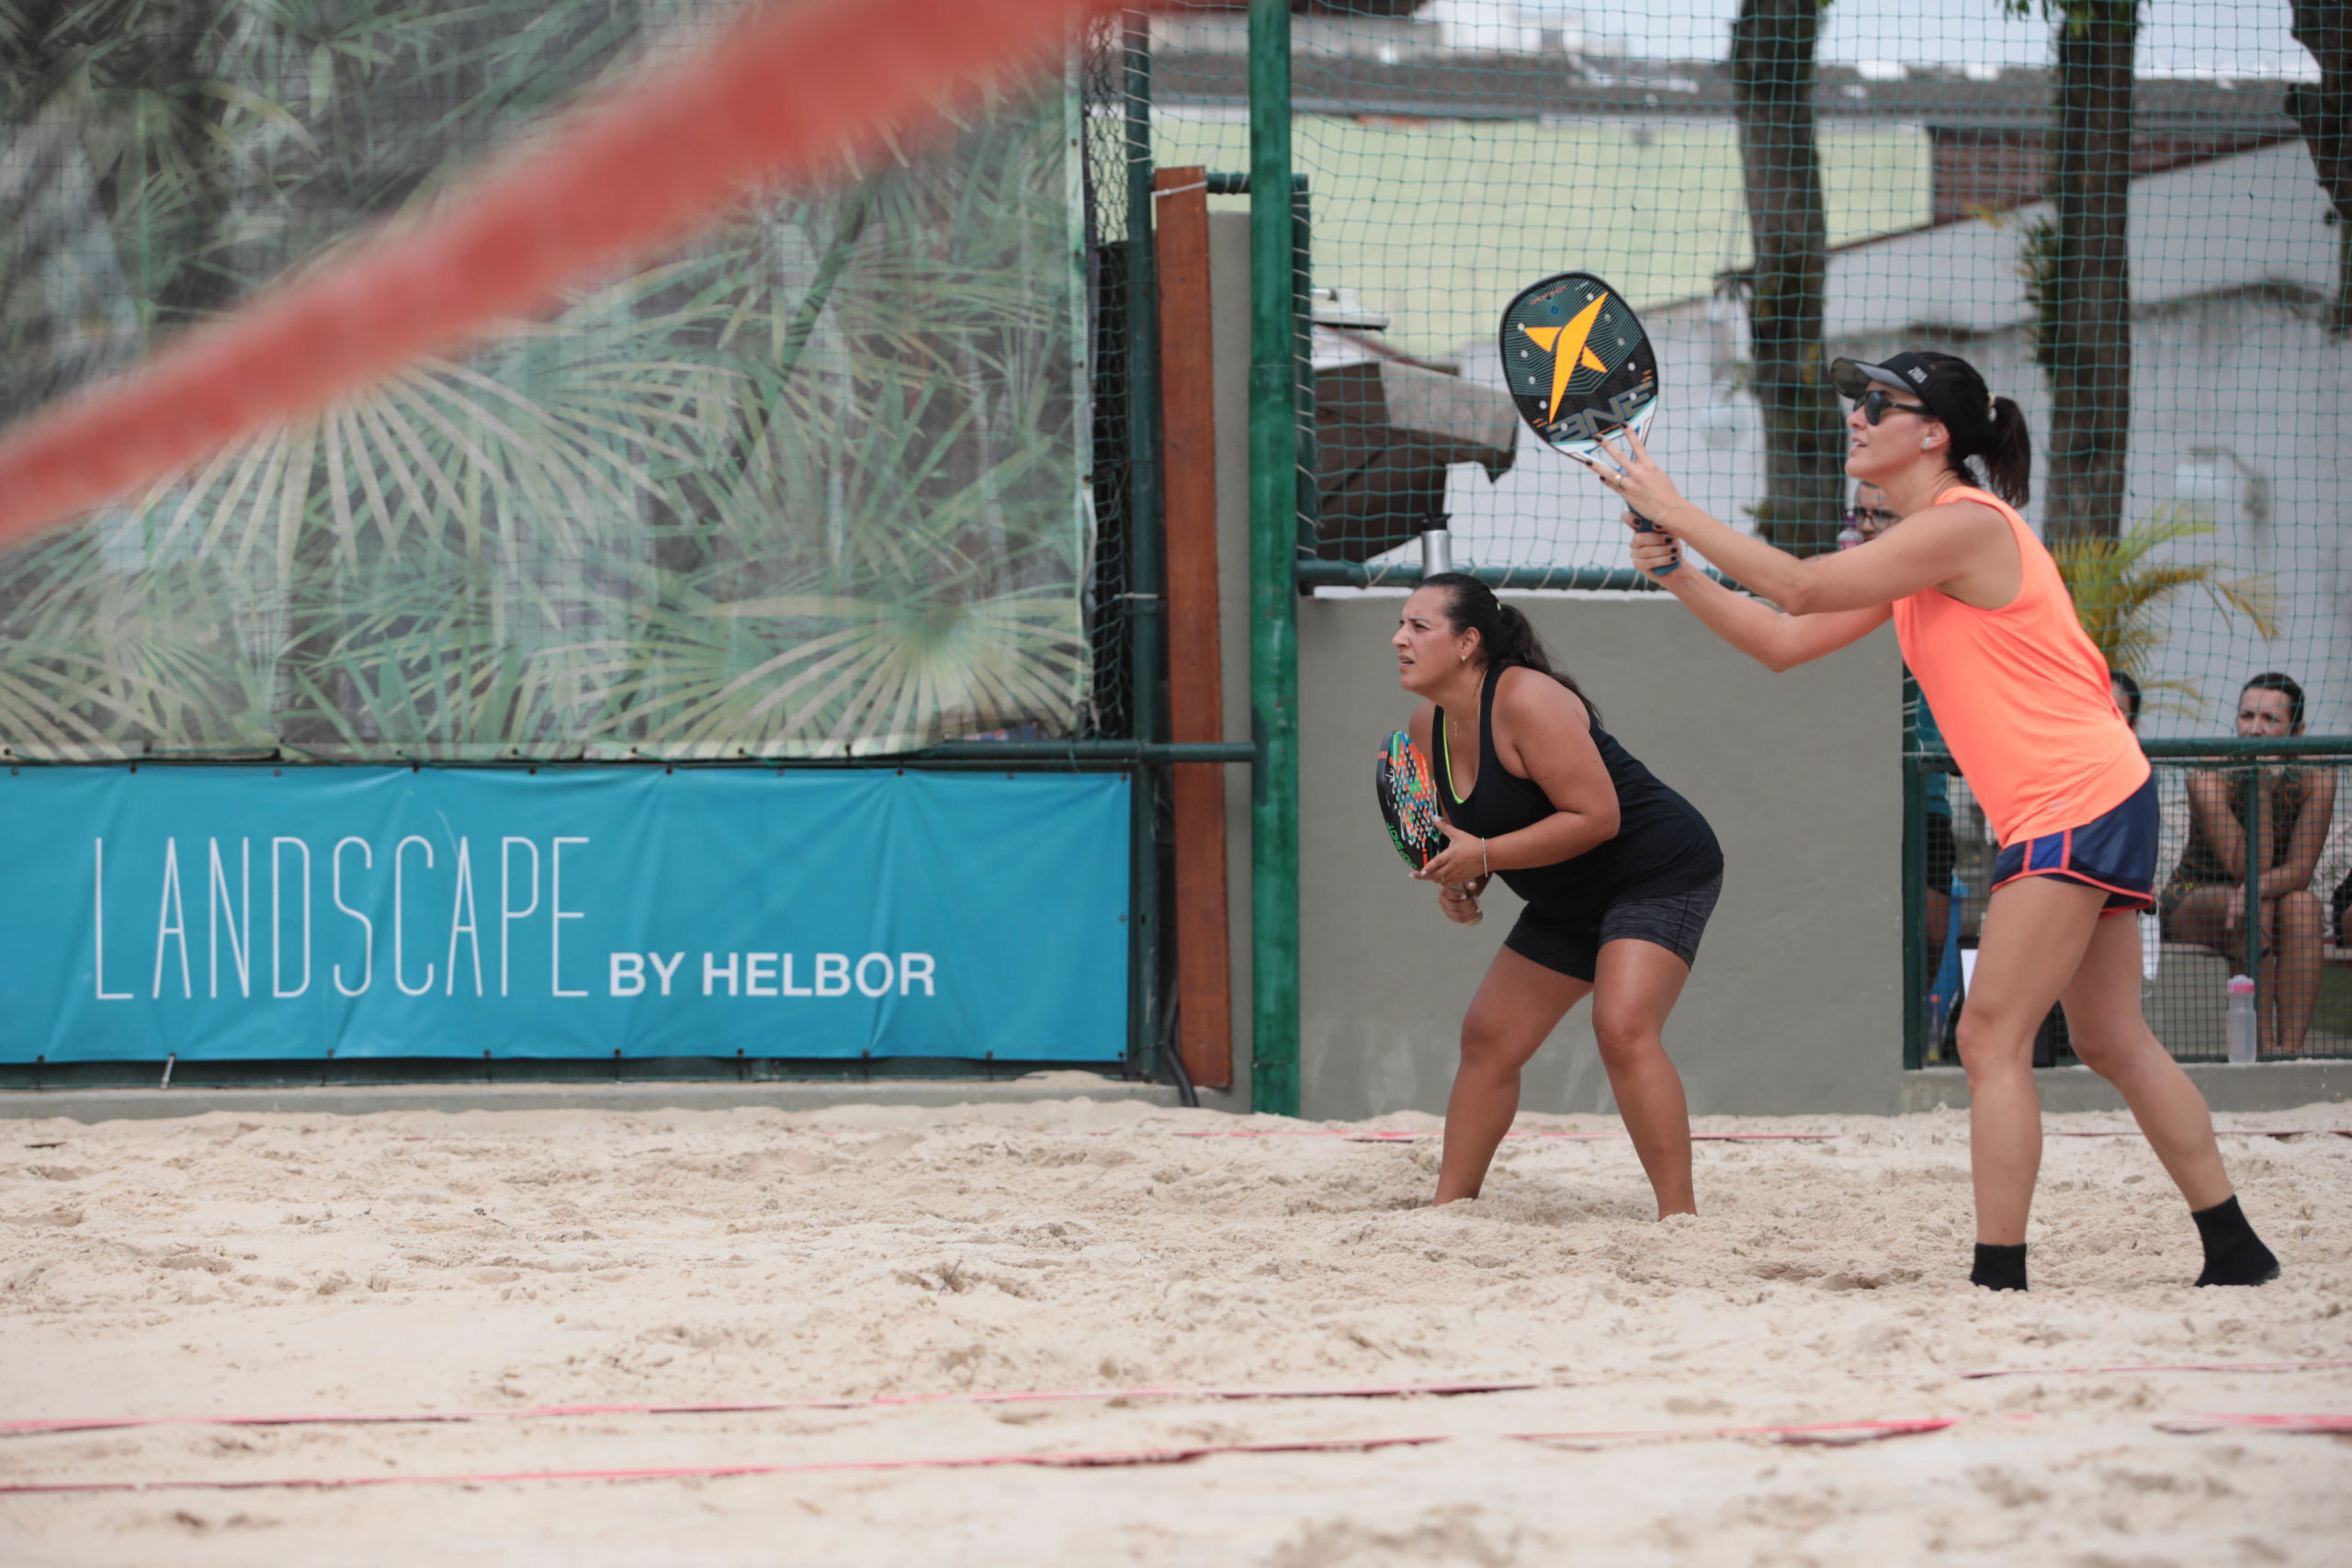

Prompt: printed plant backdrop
[{"left": 0, "top": 0, "right": 1089, "bottom": 760}]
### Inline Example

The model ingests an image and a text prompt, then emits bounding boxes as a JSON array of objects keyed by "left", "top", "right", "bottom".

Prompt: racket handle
[{"left": 1634, "top": 515, "right": 1679, "bottom": 577}]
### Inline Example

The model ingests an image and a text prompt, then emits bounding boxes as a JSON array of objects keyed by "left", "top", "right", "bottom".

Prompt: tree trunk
[
  {"left": 2041, "top": 3, "right": 2137, "bottom": 545},
  {"left": 1730, "top": 0, "right": 1844, "bottom": 556},
  {"left": 2288, "top": 0, "right": 2352, "bottom": 334}
]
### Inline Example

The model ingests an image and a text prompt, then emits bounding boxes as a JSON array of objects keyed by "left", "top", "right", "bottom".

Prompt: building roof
[
  {"left": 1811, "top": 140, "right": 2333, "bottom": 337},
  {"left": 1643, "top": 140, "right": 2333, "bottom": 332},
  {"left": 1152, "top": 48, "right": 2301, "bottom": 138}
]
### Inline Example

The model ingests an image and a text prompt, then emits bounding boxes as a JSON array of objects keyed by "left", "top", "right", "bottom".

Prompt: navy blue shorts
[{"left": 1989, "top": 774, "right": 2158, "bottom": 915}]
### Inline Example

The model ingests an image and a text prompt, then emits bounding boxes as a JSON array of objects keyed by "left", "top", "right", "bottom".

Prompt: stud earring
[{"left": 1921, "top": 436, "right": 1931, "bottom": 449}]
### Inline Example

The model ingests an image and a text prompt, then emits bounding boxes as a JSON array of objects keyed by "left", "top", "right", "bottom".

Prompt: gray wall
[
  {"left": 1295, "top": 594, "right": 1903, "bottom": 1118},
  {"left": 1202, "top": 213, "right": 1907, "bottom": 1118}
]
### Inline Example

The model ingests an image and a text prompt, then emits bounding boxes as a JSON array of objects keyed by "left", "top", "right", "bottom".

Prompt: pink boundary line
[
  {"left": 1962, "top": 1359, "right": 2352, "bottom": 1382},
  {"left": 0, "top": 1434, "right": 1451, "bottom": 1496},
  {"left": 17, "top": 1359, "right": 2345, "bottom": 1441},
  {"left": 1510, "top": 1416, "right": 1957, "bottom": 1447},
  {"left": 10, "top": 1412, "right": 2332, "bottom": 1495},
  {"left": 1168, "top": 1130, "right": 1838, "bottom": 1142},
  {"left": 0, "top": 1418, "right": 1965, "bottom": 1496},
  {"left": 2154, "top": 1413, "right": 2352, "bottom": 1435},
  {"left": 1165, "top": 1128, "right": 2349, "bottom": 1143},
  {"left": 2046, "top": 1128, "right": 2352, "bottom": 1139},
  {"left": 0, "top": 1379, "right": 1533, "bottom": 1440}
]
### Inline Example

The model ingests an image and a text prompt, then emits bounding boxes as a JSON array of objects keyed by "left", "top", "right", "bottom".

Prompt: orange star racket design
[{"left": 1498, "top": 271, "right": 1675, "bottom": 574}]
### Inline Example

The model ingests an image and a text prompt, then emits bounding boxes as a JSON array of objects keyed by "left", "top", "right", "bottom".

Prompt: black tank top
[{"left": 1431, "top": 662, "right": 1723, "bottom": 929}]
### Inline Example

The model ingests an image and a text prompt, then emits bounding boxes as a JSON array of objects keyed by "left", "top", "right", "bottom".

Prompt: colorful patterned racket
[
  {"left": 1498, "top": 270, "right": 1676, "bottom": 574},
  {"left": 1377, "top": 730, "right": 1481, "bottom": 924}
]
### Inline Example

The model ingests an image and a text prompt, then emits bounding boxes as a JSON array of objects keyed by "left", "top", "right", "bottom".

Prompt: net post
[
  {"left": 1292, "top": 174, "right": 1318, "bottom": 561},
  {"left": 1121, "top": 13, "right": 1168, "bottom": 1086},
  {"left": 1248, "top": 0, "right": 1301, "bottom": 1119},
  {"left": 1901, "top": 670, "right": 1928, "bottom": 1071}
]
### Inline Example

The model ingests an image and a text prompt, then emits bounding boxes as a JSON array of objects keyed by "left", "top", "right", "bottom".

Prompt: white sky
[{"left": 1515, "top": 0, "right": 2317, "bottom": 78}]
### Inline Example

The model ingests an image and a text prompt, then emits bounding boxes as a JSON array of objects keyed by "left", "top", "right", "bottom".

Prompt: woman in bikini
[
  {"left": 1572, "top": 351, "right": 2277, "bottom": 1290},
  {"left": 2161, "top": 672, "right": 2336, "bottom": 1055}
]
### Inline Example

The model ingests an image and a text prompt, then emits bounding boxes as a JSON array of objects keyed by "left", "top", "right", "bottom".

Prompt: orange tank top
[{"left": 1890, "top": 485, "right": 2148, "bottom": 847}]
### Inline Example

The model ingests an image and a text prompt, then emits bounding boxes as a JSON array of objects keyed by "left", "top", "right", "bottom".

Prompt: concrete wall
[
  {"left": 1203, "top": 214, "right": 1908, "bottom": 1119},
  {"left": 1293, "top": 594, "right": 1905, "bottom": 1119}
]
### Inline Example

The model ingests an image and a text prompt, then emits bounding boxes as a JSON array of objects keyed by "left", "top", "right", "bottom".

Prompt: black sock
[
  {"left": 2191, "top": 1195, "right": 2280, "bottom": 1287},
  {"left": 1970, "top": 1242, "right": 2028, "bottom": 1292}
]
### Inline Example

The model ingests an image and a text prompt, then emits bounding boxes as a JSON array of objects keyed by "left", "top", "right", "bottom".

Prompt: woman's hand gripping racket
[
  {"left": 1498, "top": 271, "right": 1678, "bottom": 576},
  {"left": 1377, "top": 731, "right": 1483, "bottom": 925}
]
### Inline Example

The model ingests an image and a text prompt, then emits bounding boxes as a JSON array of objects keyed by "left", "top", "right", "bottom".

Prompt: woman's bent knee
[
  {"left": 1955, "top": 1011, "right": 2031, "bottom": 1080},
  {"left": 1590, "top": 1011, "right": 1661, "bottom": 1067},
  {"left": 1459, "top": 1020, "right": 1539, "bottom": 1077}
]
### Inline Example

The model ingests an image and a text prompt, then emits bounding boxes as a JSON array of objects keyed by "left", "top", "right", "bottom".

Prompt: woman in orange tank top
[{"left": 1568, "top": 350, "right": 2276, "bottom": 1292}]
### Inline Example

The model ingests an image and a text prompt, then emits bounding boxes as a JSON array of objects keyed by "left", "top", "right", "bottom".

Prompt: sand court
[{"left": 3, "top": 1098, "right": 2349, "bottom": 1563}]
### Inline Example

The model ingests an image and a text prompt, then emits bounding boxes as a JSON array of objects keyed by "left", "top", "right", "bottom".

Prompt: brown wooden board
[{"left": 1152, "top": 166, "right": 1232, "bottom": 1089}]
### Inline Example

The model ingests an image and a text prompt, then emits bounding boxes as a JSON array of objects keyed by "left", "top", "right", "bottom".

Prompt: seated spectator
[
  {"left": 2110, "top": 668, "right": 2142, "bottom": 734},
  {"left": 2160, "top": 673, "right": 2337, "bottom": 1055}
]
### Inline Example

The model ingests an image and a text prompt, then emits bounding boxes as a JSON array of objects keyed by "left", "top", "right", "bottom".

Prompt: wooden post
[{"left": 1152, "top": 164, "right": 1233, "bottom": 1089}]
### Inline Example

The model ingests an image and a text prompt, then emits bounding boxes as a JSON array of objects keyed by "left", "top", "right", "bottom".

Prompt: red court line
[
  {"left": 1167, "top": 1130, "right": 1838, "bottom": 1143},
  {"left": 2155, "top": 1413, "right": 2352, "bottom": 1435},
  {"left": 0, "top": 1379, "right": 1532, "bottom": 1440},
  {"left": 35, "top": 1412, "right": 2335, "bottom": 1495},
  {"left": 1510, "top": 1416, "right": 1958, "bottom": 1448},
  {"left": 0, "top": 1434, "right": 1451, "bottom": 1496},
  {"left": 2048, "top": 1128, "right": 2352, "bottom": 1139},
  {"left": 1962, "top": 1359, "right": 2352, "bottom": 1382},
  {"left": 0, "top": 0, "right": 1102, "bottom": 555}
]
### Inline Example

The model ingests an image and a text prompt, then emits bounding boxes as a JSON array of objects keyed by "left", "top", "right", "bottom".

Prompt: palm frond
[
  {"left": 2050, "top": 502, "right": 2278, "bottom": 716},
  {"left": 0, "top": 5, "right": 1088, "bottom": 759}
]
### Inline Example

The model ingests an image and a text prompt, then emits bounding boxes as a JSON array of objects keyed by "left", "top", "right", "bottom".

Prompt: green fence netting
[
  {"left": 0, "top": 0, "right": 1098, "bottom": 761},
  {"left": 1924, "top": 759, "right": 2352, "bottom": 1064},
  {"left": 1128, "top": 3, "right": 2350, "bottom": 1066},
  {"left": 1140, "top": 2, "right": 2345, "bottom": 744}
]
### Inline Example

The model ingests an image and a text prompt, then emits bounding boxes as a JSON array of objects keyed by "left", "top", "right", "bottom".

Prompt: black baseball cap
[{"left": 1830, "top": 353, "right": 1992, "bottom": 436}]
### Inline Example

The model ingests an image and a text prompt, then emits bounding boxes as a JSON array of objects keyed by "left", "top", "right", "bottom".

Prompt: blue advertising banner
[{"left": 0, "top": 768, "right": 1129, "bottom": 1064}]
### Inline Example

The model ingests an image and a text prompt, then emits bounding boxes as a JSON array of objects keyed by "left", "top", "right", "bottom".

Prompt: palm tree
[
  {"left": 2051, "top": 503, "right": 2278, "bottom": 716},
  {"left": 2287, "top": 0, "right": 2352, "bottom": 334},
  {"left": 1729, "top": 0, "right": 1845, "bottom": 555},
  {"left": 2011, "top": 0, "right": 2140, "bottom": 544}
]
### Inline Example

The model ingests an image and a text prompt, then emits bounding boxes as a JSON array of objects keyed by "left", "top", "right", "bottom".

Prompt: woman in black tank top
[{"left": 1396, "top": 574, "right": 1724, "bottom": 1218}]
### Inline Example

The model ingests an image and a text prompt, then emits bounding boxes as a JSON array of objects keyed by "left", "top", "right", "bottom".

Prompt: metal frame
[
  {"left": 1901, "top": 733, "right": 2352, "bottom": 1068},
  {"left": 1248, "top": 0, "right": 1303, "bottom": 1117}
]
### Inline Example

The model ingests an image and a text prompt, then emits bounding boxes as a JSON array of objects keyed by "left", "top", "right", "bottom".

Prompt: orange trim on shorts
[{"left": 1986, "top": 863, "right": 2157, "bottom": 915}]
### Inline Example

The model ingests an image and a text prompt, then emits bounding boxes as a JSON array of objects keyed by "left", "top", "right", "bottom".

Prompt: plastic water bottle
[{"left": 2225, "top": 975, "right": 2258, "bottom": 1064}]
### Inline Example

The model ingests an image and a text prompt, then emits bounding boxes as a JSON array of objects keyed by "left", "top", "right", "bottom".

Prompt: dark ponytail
[
  {"left": 1908, "top": 351, "right": 2032, "bottom": 509},
  {"left": 1420, "top": 571, "right": 1601, "bottom": 728},
  {"left": 1976, "top": 396, "right": 2032, "bottom": 509}
]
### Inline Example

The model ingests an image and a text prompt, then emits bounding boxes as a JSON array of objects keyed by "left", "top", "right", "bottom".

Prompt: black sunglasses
[{"left": 1854, "top": 389, "right": 1930, "bottom": 425}]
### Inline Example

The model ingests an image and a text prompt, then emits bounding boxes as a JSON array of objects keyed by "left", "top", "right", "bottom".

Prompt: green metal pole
[
  {"left": 1900, "top": 671, "right": 1927, "bottom": 1070},
  {"left": 1122, "top": 17, "right": 1167, "bottom": 1082},
  {"left": 2244, "top": 765, "right": 2263, "bottom": 1048},
  {"left": 1248, "top": 0, "right": 1300, "bottom": 1117}
]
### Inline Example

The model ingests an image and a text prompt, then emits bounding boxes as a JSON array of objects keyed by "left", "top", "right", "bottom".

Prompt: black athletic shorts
[
  {"left": 1925, "top": 811, "right": 1957, "bottom": 894},
  {"left": 1505, "top": 871, "right": 1724, "bottom": 984}
]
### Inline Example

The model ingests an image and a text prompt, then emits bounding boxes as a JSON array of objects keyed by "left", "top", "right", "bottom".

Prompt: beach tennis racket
[
  {"left": 1498, "top": 271, "right": 1676, "bottom": 574},
  {"left": 1376, "top": 730, "right": 1481, "bottom": 923}
]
